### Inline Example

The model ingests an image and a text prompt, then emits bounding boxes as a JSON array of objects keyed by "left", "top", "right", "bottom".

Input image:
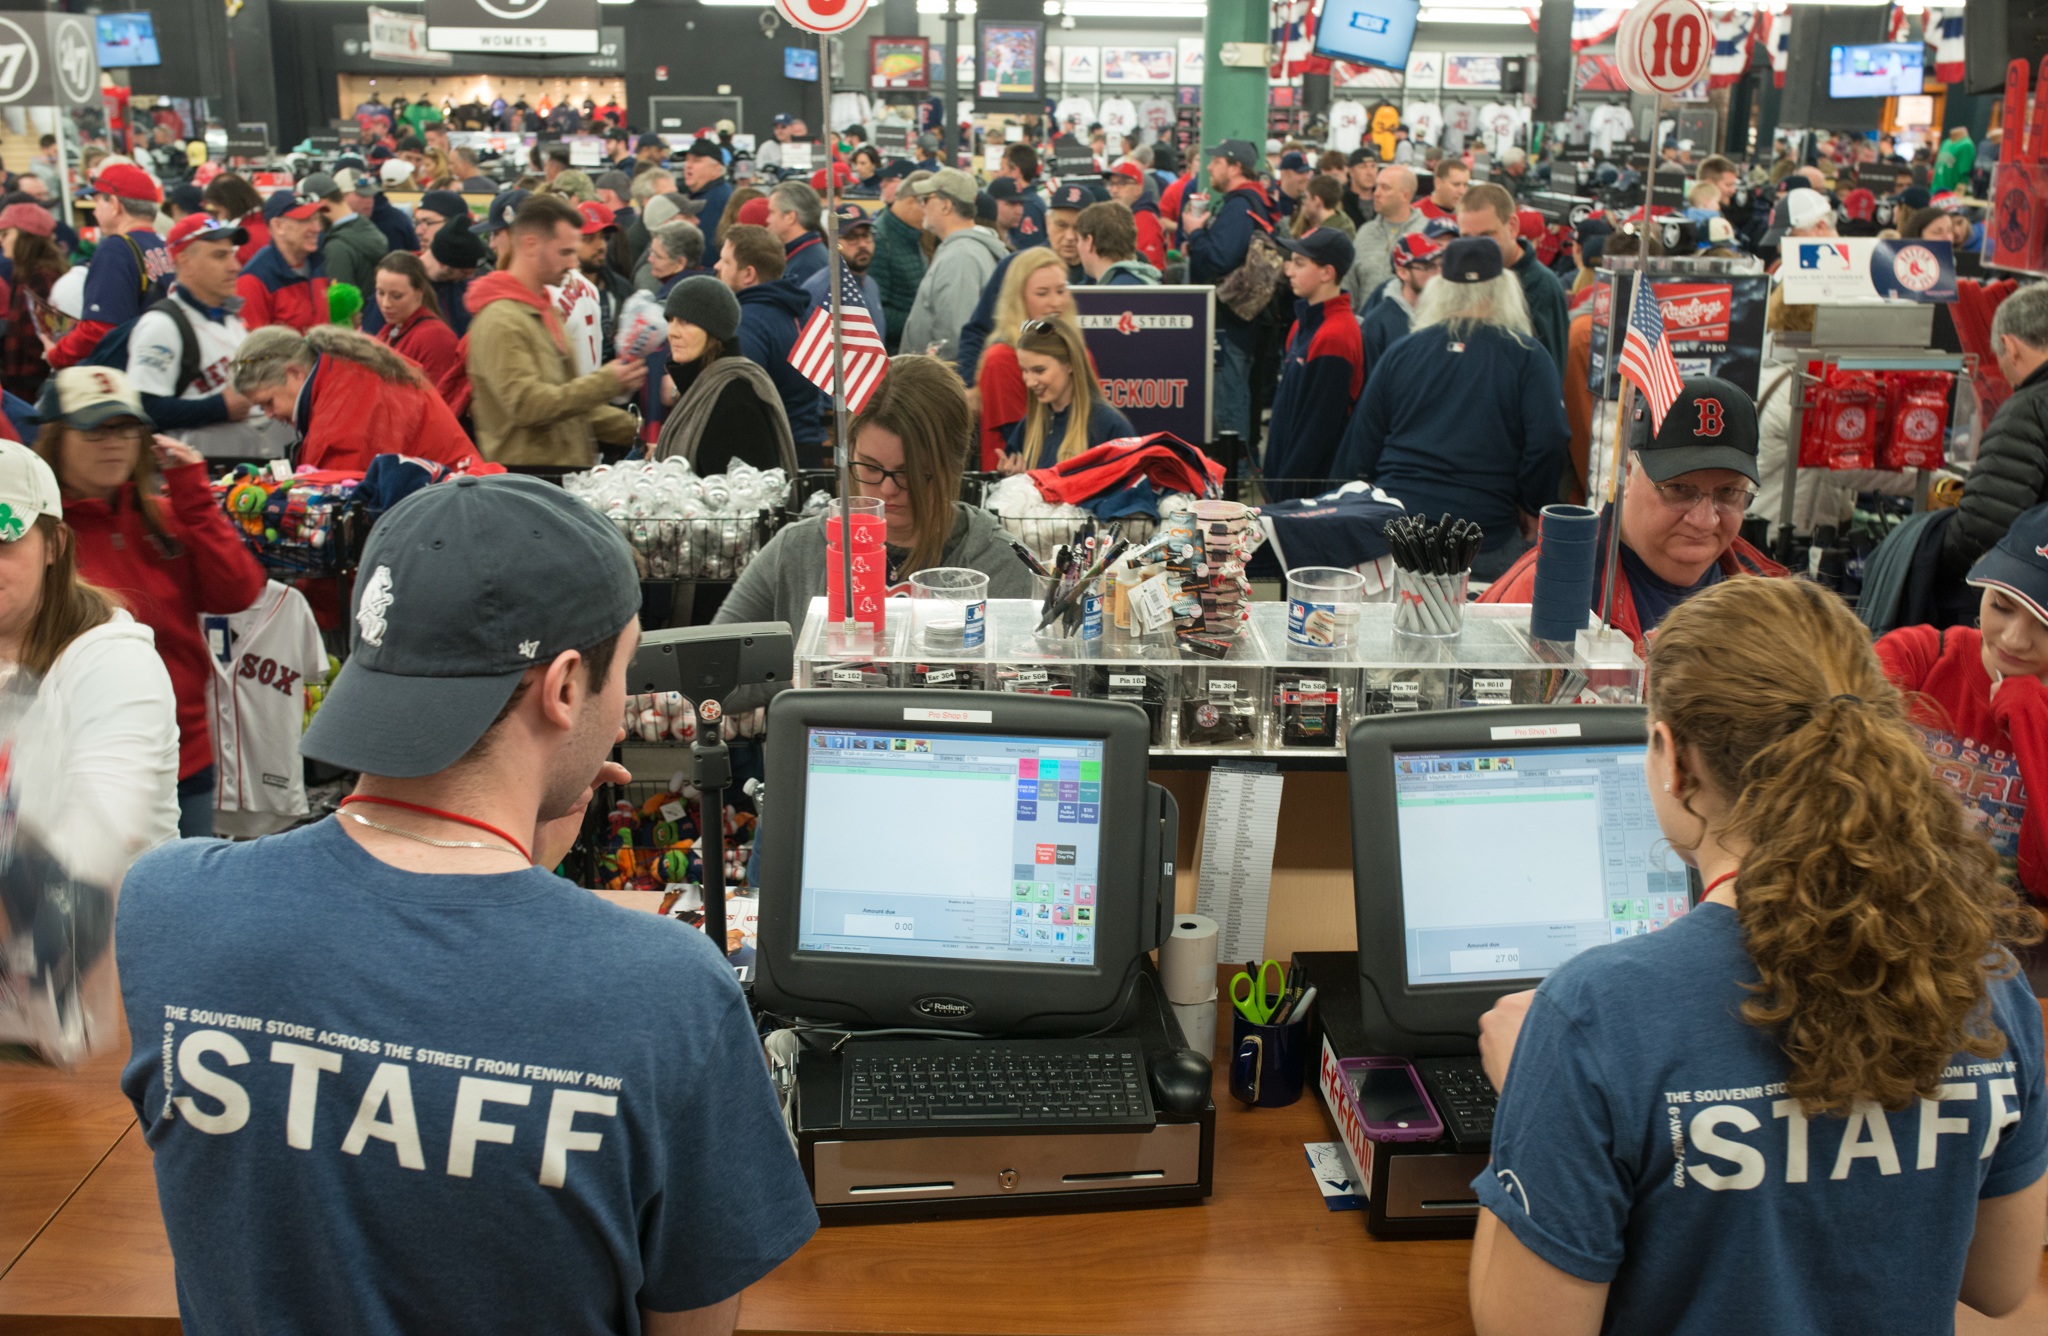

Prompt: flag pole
[
  {"left": 822, "top": 28, "right": 856, "bottom": 636},
  {"left": 1600, "top": 272, "right": 1640, "bottom": 642}
]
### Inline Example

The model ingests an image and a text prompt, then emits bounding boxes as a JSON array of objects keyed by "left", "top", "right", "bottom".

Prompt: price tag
[
  {"left": 924, "top": 668, "right": 957, "bottom": 685},
  {"left": 831, "top": 668, "right": 865, "bottom": 684},
  {"left": 1208, "top": 679, "right": 1238, "bottom": 696},
  {"left": 1014, "top": 669, "right": 1049, "bottom": 684},
  {"left": 1109, "top": 674, "right": 1147, "bottom": 689},
  {"left": 1129, "top": 573, "right": 1173, "bottom": 633},
  {"left": 660, "top": 800, "right": 686, "bottom": 822}
]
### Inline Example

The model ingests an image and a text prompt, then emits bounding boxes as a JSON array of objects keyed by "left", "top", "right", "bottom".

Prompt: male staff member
[
  {"left": 1184, "top": 139, "right": 1276, "bottom": 445},
  {"left": 1458, "top": 181, "right": 1569, "bottom": 379},
  {"left": 1481, "top": 378, "right": 1786, "bottom": 646},
  {"left": 117, "top": 473, "right": 819, "bottom": 1334}
]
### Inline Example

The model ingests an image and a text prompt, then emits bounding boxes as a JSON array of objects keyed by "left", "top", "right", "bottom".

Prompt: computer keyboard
[
  {"left": 840, "top": 1037, "right": 1155, "bottom": 1128},
  {"left": 1415, "top": 1056, "right": 1498, "bottom": 1145}
]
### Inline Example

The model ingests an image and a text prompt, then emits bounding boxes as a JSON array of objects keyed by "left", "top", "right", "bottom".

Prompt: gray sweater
[
  {"left": 714, "top": 501, "right": 1036, "bottom": 632},
  {"left": 899, "top": 225, "right": 1007, "bottom": 361}
]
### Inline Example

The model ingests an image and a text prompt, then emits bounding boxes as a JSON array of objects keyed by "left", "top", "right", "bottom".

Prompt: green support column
[{"left": 1201, "top": 0, "right": 1270, "bottom": 172}]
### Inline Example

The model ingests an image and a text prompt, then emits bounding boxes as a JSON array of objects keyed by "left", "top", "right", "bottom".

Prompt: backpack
[
  {"left": 1212, "top": 194, "right": 1287, "bottom": 322},
  {"left": 79, "top": 294, "right": 202, "bottom": 392}
]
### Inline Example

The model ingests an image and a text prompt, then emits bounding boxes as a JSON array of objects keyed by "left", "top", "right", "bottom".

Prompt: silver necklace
[{"left": 345, "top": 810, "right": 525, "bottom": 860}]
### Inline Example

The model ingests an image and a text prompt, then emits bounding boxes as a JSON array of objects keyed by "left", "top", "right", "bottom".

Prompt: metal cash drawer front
[{"left": 812, "top": 1123, "right": 1201, "bottom": 1204}]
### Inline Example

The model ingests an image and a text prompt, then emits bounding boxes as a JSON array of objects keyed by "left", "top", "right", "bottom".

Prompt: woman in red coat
[
  {"left": 372, "top": 252, "right": 461, "bottom": 387},
  {"left": 228, "top": 324, "right": 481, "bottom": 473},
  {"left": 34, "top": 366, "right": 267, "bottom": 838}
]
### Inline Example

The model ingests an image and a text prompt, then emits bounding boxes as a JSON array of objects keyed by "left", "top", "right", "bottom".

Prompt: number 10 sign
[{"left": 1616, "top": 0, "right": 1710, "bottom": 97}]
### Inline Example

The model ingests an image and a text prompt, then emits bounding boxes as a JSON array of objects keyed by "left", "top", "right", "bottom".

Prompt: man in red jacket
[
  {"left": 1481, "top": 378, "right": 1786, "bottom": 650},
  {"left": 235, "top": 183, "right": 331, "bottom": 333},
  {"left": 1876, "top": 503, "right": 2048, "bottom": 904}
]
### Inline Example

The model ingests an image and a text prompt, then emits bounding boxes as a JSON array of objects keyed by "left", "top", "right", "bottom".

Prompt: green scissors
[{"left": 1230, "top": 960, "right": 1286, "bottom": 1024}]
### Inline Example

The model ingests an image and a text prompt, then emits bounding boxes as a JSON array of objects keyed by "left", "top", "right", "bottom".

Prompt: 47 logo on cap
[{"left": 1694, "top": 397, "right": 1723, "bottom": 437}]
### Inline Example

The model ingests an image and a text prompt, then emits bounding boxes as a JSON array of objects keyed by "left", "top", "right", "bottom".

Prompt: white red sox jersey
[
  {"left": 202, "top": 581, "right": 325, "bottom": 838},
  {"left": 548, "top": 271, "right": 603, "bottom": 377}
]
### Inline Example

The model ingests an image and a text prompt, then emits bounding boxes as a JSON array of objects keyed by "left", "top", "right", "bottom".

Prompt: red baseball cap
[
  {"left": 89, "top": 162, "right": 162, "bottom": 203},
  {"left": 1106, "top": 161, "right": 1145, "bottom": 182},
  {"left": 1393, "top": 231, "right": 1445, "bottom": 266},
  {"left": 577, "top": 201, "right": 616, "bottom": 235},
  {"left": 737, "top": 197, "right": 772, "bottom": 226},
  {"left": 165, "top": 214, "right": 248, "bottom": 257},
  {"left": 1843, "top": 188, "right": 1876, "bottom": 221},
  {"left": 809, "top": 161, "right": 855, "bottom": 191}
]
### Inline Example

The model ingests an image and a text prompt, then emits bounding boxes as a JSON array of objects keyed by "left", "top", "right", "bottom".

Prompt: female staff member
[
  {"left": 34, "top": 368, "right": 265, "bottom": 839},
  {"left": 717, "top": 355, "right": 1033, "bottom": 627},
  {"left": 1470, "top": 577, "right": 2046, "bottom": 1335},
  {"left": 373, "top": 253, "right": 462, "bottom": 386},
  {"left": 1875, "top": 503, "right": 2048, "bottom": 905},
  {"left": 230, "top": 324, "right": 481, "bottom": 473},
  {"left": 0, "top": 437, "right": 177, "bottom": 853},
  {"left": 653, "top": 275, "right": 796, "bottom": 476},
  {"left": 1000, "top": 318, "right": 1133, "bottom": 474},
  {"left": 0, "top": 202, "right": 66, "bottom": 402},
  {"left": 972, "top": 249, "right": 1071, "bottom": 470}
]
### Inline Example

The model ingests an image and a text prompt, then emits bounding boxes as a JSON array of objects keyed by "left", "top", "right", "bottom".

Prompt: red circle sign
[
  {"left": 773, "top": 0, "right": 865, "bottom": 35},
  {"left": 1617, "top": 0, "right": 1711, "bottom": 96}
]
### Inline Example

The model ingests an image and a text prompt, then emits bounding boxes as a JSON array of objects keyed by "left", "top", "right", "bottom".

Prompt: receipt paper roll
[
  {"left": 1172, "top": 999, "right": 1219, "bottom": 1056},
  {"left": 1160, "top": 912, "right": 1221, "bottom": 1004}
]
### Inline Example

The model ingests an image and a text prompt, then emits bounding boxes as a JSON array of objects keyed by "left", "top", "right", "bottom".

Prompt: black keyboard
[
  {"left": 1415, "top": 1056, "right": 1498, "bottom": 1146},
  {"left": 840, "top": 1038, "right": 1154, "bottom": 1129}
]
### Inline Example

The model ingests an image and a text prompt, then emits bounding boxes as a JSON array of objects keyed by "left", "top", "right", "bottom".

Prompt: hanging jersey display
[
  {"left": 1589, "top": 103, "right": 1635, "bottom": 156},
  {"left": 1476, "top": 103, "right": 1528, "bottom": 158},
  {"left": 1098, "top": 97, "right": 1138, "bottom": 142},
  {"left": 1328, "top": 100, "right": 1368, "bottom": 155},
  {"left": 1367, "top": 102, "right": 1402, "bottom": 162},
  {"left": 1402, "top": 101, "right": 1444, "bottom": 147},
  {"left": 1054, "top": 97, "right": 1095, "bottom": 130},
  {"left": 202, "top": 581, "right": 326, "bottom": 839},
  {"left": 1138, "top": 98, "right": 1175, "bottom": 142}
]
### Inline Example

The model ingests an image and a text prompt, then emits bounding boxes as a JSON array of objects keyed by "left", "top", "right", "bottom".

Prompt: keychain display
[
  {"left": 1177, "top": 668, "right": 1260, "bottom": 748},
  {"left": 1272, "top": 669, "right": 1345, "bottom": 748}
]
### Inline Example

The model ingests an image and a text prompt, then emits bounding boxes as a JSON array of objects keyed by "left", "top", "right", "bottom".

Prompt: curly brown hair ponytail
[{"left": 1648, "top": 577, "right": 2042, "bottom": 1115}]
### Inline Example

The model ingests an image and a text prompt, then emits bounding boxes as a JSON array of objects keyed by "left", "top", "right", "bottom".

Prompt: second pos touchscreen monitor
[
  {"left": 1346, "top": 705, "right": 1655, "bottom": 1055},
  {"left": 751, "top": 691, "right": 1178, "bottom": 1036}
]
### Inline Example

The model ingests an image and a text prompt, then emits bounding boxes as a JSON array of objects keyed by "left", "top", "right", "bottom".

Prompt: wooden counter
[{"left": 2, "top": 895, "right": 2042, "bottom": 1334}]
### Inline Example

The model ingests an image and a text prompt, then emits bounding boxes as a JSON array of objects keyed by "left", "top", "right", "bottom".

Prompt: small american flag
[
  {"left": 792, "top": 266, "right": 888, "bottom": 413},
  {"left": 1617, "top": 278, "right": 1684, "bottom": 430}
]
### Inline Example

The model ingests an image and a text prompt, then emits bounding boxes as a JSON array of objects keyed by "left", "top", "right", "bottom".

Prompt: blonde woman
[
  {"left": 999, "top": 318, "right": 1132, "bottom": 474},
  {"left": 973, "top": 248, "right": 1072, "bottom": 470}
]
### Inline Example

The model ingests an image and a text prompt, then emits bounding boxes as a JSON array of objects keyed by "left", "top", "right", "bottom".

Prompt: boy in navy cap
[
  {"left": 1481, "top": 374, "right": 1786, "bottom": 642},
  {"left": 1263, "top": 227, "right": 1364, "bottom": 500},
  {"left": 1274, "top": 148, "right": 1313, "bottom": 222},
  {"left": 115, "top": 474, "right": 818, "bottom": 1332}
]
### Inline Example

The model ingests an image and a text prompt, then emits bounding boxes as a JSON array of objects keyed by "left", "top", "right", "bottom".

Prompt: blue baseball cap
[
  {"left": 1278, "top": 150, "right": 1311, "bottom": 172},
  {"left": 1275, "top": 225, "right": 1353, "bottom": 277},
  {"left": 1968, "top": 503, "right": 2048, "bottom": 626},
  {"left": 473, "top": 187, "right": 531, "bottom": 234},
  {"left": 301, "top": 474, "right": 640, "bottom": 778}
]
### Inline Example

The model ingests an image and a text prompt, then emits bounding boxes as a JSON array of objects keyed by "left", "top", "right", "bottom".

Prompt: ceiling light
[{"left": 1418, "top": 6, "right": 1536, "bottom": 21}]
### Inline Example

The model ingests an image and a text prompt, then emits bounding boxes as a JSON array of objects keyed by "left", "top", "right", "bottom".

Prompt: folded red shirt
[{"left": 1027, "top": 433, "right": 1225, "bottom": 505}]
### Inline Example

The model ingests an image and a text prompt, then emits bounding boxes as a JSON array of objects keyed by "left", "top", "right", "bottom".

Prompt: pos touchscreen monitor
[
  {"left": 751, "top": 690, "right": 1178, "bottom": 1036},
  {"left": 1346, "top": 705, "right": 1661, "bottom": 1055}
]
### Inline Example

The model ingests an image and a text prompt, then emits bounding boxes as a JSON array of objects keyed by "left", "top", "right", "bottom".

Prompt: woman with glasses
[
  {"left": 34, "top": 367, "right": 266, "bottom": 838},
  {"left": 998, "top": 318, "right": 1133, "bottom": 476},
  {"left": 973, "top": 250, "right": 1075, "bottom": 471},
  {"left": 716, "top": 355, "right": 1034, "bottom": 628},
  {"left": 1479, "top": 375, "right": 1787, "bottom": 649}
]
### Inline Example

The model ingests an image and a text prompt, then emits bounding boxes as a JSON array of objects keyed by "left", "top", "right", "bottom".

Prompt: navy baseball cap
[
  {"left": 1048, "top": 183, "right": 1092, "bottom": 211},
  {"left": 636, "top": 133, "right": 668, "bottom": 152},
  {"left": 877, "top": 158, "right": 913, "bottom": 180},
  {"left": 1630, "top": 376, "right": 1760, "bottom": 484},
  {"left": 773, "top": 113, "right": 795, "bottom": 127},
  {"left": 683, "top": 136, "right": 722, "bottom": 159},
  {"left": 987, "top": 176, "right": 1022, "bottom": 201},
  {"left": 1967, "top": 503, "right": 2048, "bottom": 627},
  {"left": 1440, "top": 235, "right": 1504, "bottom": 284},
  {"left": 831, "top": 201, "right": 873, "bottom": 231},
  {"left": 1276, "top": 225, "right": 1353, "bottom": 276},
  {"left": 1278, "top": 150, "right": 1310, "bottom": 172},
  {"left": 473, "top": 188, "right": 531, "bottom": 234},
  {"left": 301, "top": 474, "right": 640, "bottom": 778},
  {"left": 1205, "top": 139, "right": 1259, "bottom": 171}
]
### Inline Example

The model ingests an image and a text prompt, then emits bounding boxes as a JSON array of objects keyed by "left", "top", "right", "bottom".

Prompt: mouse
[{"left": 1149, "top": 1048, "right": 1213, "bottom": 1115}]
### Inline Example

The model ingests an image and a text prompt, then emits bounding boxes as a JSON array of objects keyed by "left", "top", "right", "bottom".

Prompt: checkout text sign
[{"left": 1071, "top": 286, "right": 1215, "bottom": 446}]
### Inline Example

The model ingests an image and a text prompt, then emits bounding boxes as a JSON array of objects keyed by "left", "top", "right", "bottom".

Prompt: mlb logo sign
[{"left": 1797, "top": 242, "right": 1853, "bottom": 273}]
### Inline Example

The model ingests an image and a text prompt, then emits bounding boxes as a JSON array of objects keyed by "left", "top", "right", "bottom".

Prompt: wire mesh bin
[
  {"left": 791, "top": 598, "right": 1641, "bottom": 755},
  {"left": 613, "top": 513, "right": 782, "bottom": 582}
]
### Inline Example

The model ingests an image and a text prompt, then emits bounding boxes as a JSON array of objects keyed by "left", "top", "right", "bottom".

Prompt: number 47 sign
[
  {"left": 0, "top": 14, "right": 98, "bottom": 107},
  {"left": 1616, "top": 0, "right": 1709, "bottom": 97}
]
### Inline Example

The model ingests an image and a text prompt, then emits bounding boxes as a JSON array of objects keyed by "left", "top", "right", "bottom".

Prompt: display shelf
[{"left": 792, "top": 597, "right": 1642, "bottom": 758}]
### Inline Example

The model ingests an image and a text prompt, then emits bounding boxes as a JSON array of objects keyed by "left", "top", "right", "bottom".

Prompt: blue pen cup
[{"left": 1229, "top": 1007, "right": 1310, "bottom": 1108}]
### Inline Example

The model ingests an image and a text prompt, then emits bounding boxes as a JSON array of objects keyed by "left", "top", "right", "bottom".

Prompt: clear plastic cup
[
  {"left": 1286, "top": 566, "right": 1367, "bottom": 648},
  {"left": 910, "top": 567, "right": 991, "bottom": 652},
  {"left": 1393, "top": 567, "right": 1470, "bottom": 639}
]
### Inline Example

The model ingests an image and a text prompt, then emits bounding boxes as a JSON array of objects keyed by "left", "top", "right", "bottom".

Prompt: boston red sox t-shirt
[
  {"left": 118, "top": 819, "right": 818, "bottom": 1334},
  {"left": 1475, "top": 902, "right": 2045, "bottom": 1336}
]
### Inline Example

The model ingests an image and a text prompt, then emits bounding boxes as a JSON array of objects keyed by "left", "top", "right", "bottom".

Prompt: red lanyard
[
  {"left": 338, "top": 795, "right": 532, "bottom": 863},
  {"left": 1702, "top": 871, "right": 1738, "bottom": 898}
]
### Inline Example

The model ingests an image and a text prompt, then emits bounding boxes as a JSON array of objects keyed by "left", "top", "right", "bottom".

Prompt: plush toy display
[
  {"left": 213, "top": 467, "right": 360, "bottom": 575},
  {"left": 594, "top": 784, "right": 757, "bottom": 895}
]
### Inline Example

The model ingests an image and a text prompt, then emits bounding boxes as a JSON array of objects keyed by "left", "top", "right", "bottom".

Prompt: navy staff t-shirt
[
  {"left": 118, "top": 819, "right": 818, "bottom": 1335},
  {"left": 84, "top": 229, "right": 172, "bottom": 323},
  {"left": 1474, "top": 902, "right": 2046, "bottom": 1335}
]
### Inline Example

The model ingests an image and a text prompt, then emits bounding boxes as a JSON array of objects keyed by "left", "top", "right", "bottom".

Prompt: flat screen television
[
  {"left": 785, "top": 47, "right": 820, "bottom": 82},
  {"left": 1311, "top": 0, "right": 1421, "bottom": 72},
  {"left": 96, "top": 12, "right": 160, "bottom": 69},
  {"left": 1828, "top": 42, "right": 1923, "bottom": 99}
]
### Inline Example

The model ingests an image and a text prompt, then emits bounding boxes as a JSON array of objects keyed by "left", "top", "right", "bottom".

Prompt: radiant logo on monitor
[{"left": 914, "top": 996, "right": 976, "bottom": 1019}]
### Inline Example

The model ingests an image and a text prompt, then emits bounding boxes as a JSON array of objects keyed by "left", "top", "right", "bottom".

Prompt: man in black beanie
[{"left": 425, "top": 217, "right": 491, "bottom": 338}]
